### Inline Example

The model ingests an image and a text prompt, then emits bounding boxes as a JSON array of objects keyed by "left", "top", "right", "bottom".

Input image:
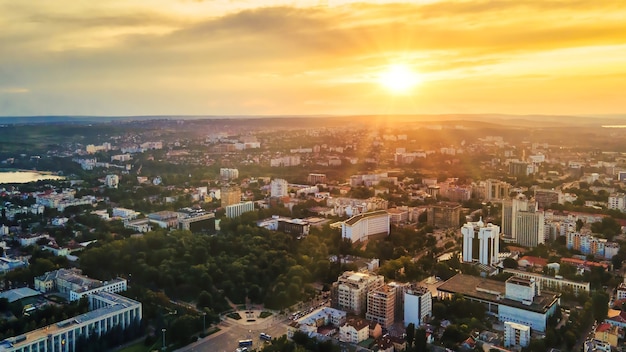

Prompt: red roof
[
  {"left": 561, "top": 257, "right": 609, "bottom": 269},
  {"left": 519, "top": 256, "right": 548, "bottom": 267},
  {"left": 596, "top": 323, "right": 612, "bottom": 333}
]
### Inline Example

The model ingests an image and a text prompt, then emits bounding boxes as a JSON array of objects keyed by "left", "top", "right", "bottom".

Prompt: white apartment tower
[
  {"left": 219, "top": 168, "right": 239, "bottom": 180},
  {"left": 462, "top": 219, "right": 500, "bottom": 265},
  {"left": 270, "top": 178, "right": 289, "bottom": 198},
  {"left": 504, "top": 321, "right": 531, "bottom": 348},
  {"left": 403, "top": 284, "right": 432, "bottom": 327},
  {"left": 105, "top": 174, "right": 119, "bottom": 188}
]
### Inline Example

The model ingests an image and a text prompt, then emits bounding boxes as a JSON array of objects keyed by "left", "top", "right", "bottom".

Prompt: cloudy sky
[{"left": 1, "top": 0, "right": 625, "bottom": 116}]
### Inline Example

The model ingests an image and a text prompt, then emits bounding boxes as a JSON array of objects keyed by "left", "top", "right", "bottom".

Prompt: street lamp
[
  {"left": 162, "top": 328, "right": 166, "bottom": 351},
  {"left": 202, "top": 312, "right": 206, "bottom": 334}
]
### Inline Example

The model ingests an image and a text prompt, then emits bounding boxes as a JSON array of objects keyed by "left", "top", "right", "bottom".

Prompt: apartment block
[
  {"left": 332, "top": 271, "right": 384, "bottom": 315},
  {"left": 366, "top": 284, "right": 396, "bottom": 328}
]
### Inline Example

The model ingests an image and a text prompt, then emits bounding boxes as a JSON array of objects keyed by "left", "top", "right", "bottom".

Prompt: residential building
[
  {"left": 403, "top": 284, "right": 432, "bottom": 327},
  {"left": 594, "top": 323, "right": 620, "bottom": 348},
  {"left": 617, "top": 283, "right": 626, "bottom": 300},
  {"left": 104, "top": 174, "right": 119, "bottom": 188},
  {"left": 0, "top": 292, "right": 141, "bottom": 352},
  {"left": 608, "top": 193, "right": 626, "bottom": 211},
  {"left": 221, "top": 186, "right": 242, "bottom": 207},
  {"left": 366, "top": 284, "right": 396, "bottom": 328},
  {"left": 341, "top": 210, "right": 390, "bottom": 243},
  {"left": 461, "top": 219, "right": 500, "bottom": 266},
  {"left": 307, "top": 173, "right": 327, "bottom": 185},
  {"left": 339, "top": 317, "right": 370, "bottom": 344},
  {"left": 270, "top": 155, "right": 301, "bottom": 167},
  {"left": 287, "top": 307, "right": 346, "bottom": 340},
  {"left": 225, "top": 201, "right": 255, "bottom": 218},
  {"left": 427, "top": 202, "right": 461, "bottom": 229},
  {"left": 504, "top": 321, "right": 530, "bottom": 348},
  {"left": 387, "top": 208, "right": 409, "bottom": 225},
  {"left": 331, "top": 271, "right": 384, "bottom": 315},
  {"left": 270, "top": 178, "right": 289, "bottom": 198},
  {"left": 567, "top": 232, "right": 619, "bottom": 259},
  {"left": 485, "top": 179, "right": 512, "bottom": 201},
  {"left": 219, "top": 168, "right": 239, "bottom": 180},
  {"left": 534, "top": 189, "right": 562, "bottom": 209}
]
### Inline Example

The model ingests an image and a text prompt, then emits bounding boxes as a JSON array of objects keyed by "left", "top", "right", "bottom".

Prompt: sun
[{"left": 378, "top": 64, "right": 422, "bottom": 94}]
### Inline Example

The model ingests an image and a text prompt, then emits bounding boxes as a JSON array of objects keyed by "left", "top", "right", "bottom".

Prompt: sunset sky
[{"left": 1, "top": 0, "right": 625, "bottom": 116}]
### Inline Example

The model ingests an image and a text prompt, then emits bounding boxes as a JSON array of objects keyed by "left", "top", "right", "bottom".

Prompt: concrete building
[
  {"left": 504, "top": 321, "right": 530, "bottom": 348},
  {"left": 112, "top": 207, "right": 139, "bottom": 220},
  {"left": 287, "top": 307, "right": 346, "bottom": 340},
  {"left": 366, "top": 284, "right": 396, "bottom": 328},
  {"left": 534, "top": 189, "right": 562, "bottom": 209},
  {"left": 616, "top": 283, "right": 626, "bottom": 300},
  {"left": 567, "top": 232, "right": 619, "bottom": 259},
  {"left": 594, "top": 323, "right": 620, "bottom": 348},
  {"left": 270, "top": 178, "right": 289, "bottom": 198},
  {"left": 503, "top": 269, "right": 590, "bottom": 295},
  {"left": 104, "top": 174, "right": 119, "bottom": 188},
  {"left": 147, "top": 211, "right": 180, "bottom": 229},
  {"left": 502, "top": 198, "right": 545, "bottom": 247},
  {"left": 339, "top": 317, "right": 370, "bottom": 344},
  {"left": 257, "top": 216, "right": 310, "bottom": 237},
  {"left": 403, "top": 284, "right": 432, "bottom": 327},
  {"left": 427, "top": 202, "right": 461, "bottom": 229},
  {"left": 438, "top": 274, "right": 559, "bottom": 332},
  {"left": 341, "top": 210, "right": 390, "bottom": 243},
  {"left": 331, "top": 271, "right": 385, "bottom": 315},
  {"left": 0, "top": 292, "right": 141, "bottom": 352},
  {"left": 485, "top": 179, "right": 512, "bottom": 201},
  {"left": 307, "top": 173, "right": 327, "bottom": 185},
  {"left": 219, "top": 168, "right": 239, "bottom": 180},
  {"left": 225, "top": 201, "right": 255, "bottom": 218},
  {"left": 177, "top": 208, "right": 215, "bottom": 233},
  {"left": 387, "top": 208, "right": 409, "bottom": 225},
  {"left": 34, "top": 268, "right": 128, "bottom": 302},
  {"left": 221, "top": 186, "right": 242, "bottom": 208},
  {"left": 461, "top": 219, "right": 500, "bottom": 266}
]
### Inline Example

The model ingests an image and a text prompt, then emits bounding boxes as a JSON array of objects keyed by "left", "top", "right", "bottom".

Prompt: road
[{"left": 176, "top": 312, "right": 289, "bottom": 352}]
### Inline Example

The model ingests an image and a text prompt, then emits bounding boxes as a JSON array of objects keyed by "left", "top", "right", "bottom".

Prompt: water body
[{"left": 0, "top": 170, "right": 64, "bottom": 184}]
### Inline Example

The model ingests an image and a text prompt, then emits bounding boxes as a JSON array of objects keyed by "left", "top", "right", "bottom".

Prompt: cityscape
[{"left": 1, "top": 1, "right": 626, "bottom": 352}]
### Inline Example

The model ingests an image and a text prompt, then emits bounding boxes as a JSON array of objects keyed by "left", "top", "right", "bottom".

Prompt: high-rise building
[
  {"left": 331, "top": 271, "right": 384, "bottom": 315},
  {"left": 534, "top": 189, "right": 561, "bottom": 209},
  {"left": 461, "top": 219, "right": 500, "bottom": 265},
  {"left": 427, "top": 202, "right": 461, "bottom": 229},
  {"left": 225, "top": 201, "right": 255, "bottom": 218},
  {"left": 403, "top": 284, "right": 432, "bottom": 327},
  {"left": 502, "top": 198, "right": 544, "bottom": 247},
  {"left": 307, "top": 173, "right": 327, "bottom": 185},
  {"left": 485, "top": 179, "right": 511, "bottom": 201},
  {"left": 366, "top": 284, "right": 396, "bottom": 328},
  {"left": 608, "top": 193, "right": 626, "bottom": 211},
  {"left": 341, "top": 210, "right": 390, "bottom": 243},
  {"left": 219, "top": 168, "right": 239, "bottom": 180},
  {"left": 270, "top": 178, "right": 289, "bottom": 198},
  {"left": 221, "top": 186, "right": 241, "bottom": 207},
  {"left": 504, "top": 321, "right": 531, "bottom": 348}
]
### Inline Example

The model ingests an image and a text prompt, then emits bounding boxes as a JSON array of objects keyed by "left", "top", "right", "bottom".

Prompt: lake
[{"left": 0, "top": 170, "right": 65, "bottom": 184}]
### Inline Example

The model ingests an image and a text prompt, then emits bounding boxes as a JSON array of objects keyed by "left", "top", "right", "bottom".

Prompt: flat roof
[
  {"left": 344, "top": 210, "right": 389, "bottom": 226},
  {"left": 0, "top": 287, "right": 40, "bottom": 303},
  {"left": 438, "top": 274, "right": 559, "bottom": 314}
]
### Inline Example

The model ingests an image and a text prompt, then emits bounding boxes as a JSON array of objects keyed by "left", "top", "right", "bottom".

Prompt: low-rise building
[
  {"left": 341, "top": 210, "right": 390, "bottom": 243},
  {"left": 504, "top": 321, "right": 530, "bottom": 348},
  {"left": 339, "top": 317, "right": 369, "bottom": 344}
]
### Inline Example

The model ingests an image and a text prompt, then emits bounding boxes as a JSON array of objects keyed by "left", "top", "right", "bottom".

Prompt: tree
[
  {"left": 415, "top": 328, "right": 427, "bottom": 352},
  {"left": 592, "top": 291, "right": 609, "bottom": 322},
  {"left": 502, "top": 257, "right": 518, "bottom": 269},
  {"left": 405, "top": 323, "right": 415, "bottom": 348}
]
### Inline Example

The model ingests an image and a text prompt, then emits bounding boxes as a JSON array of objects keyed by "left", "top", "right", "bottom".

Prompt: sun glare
[{"left": 378, "top": 64, "right": 422, "bottom": 94}]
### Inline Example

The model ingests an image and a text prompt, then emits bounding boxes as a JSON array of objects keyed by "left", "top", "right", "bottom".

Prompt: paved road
[{"left": 176, "top": 312, "right": 289, "bottom": 352}]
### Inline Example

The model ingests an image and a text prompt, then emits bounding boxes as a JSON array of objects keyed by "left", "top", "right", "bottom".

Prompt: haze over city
[{"left": 1, "top": 0, "right": 626, "bottom": 116}]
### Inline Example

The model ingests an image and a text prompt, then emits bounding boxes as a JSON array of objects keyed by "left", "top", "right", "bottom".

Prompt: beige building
[
  {"left": 220, "top": 186, "right": 242, "bottom": 207},
  {"left": 427, "top": 202, "right": 461, "bottom": 229},
  {"left": 366, "top": 284, "right": 396, "bottom": 328},
  {"left": 332, "top": 271, "right": 385, "bottom": 315},
  {"left": 339, "top": 317, "right": 370, "bottom": 344}
]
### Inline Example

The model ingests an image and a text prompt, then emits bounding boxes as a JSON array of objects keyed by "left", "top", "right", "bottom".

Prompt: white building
[
  {"left": 287, "top": 307, "right": 346, "bottom": 340},
  {"left": 404, "top": 284, "right": 432, "bottom": 327},
  {"left": 339, "top": 317, "right": 370, "bottom": 344},
  {"left": 219, "top": 168, "right": 239, "bottom": 180},
  {"left": 270, "top": 178, "right": 289, "bottom": 198},
  {"left": 225, "top": 201, "right": 255, "bottom": 218},
  {"left": 332, "top": 271, "right": 384, "bottom": 315},
  {"left": 502, "top": 198, "right": 545, "bottom": 247},
  {"left": 608, "top": 193, "right": 626, "bottom": 211},
  {"left": 0, "top": 292, "right": 141, "bottom": 352},
  {"left": 461, "top": 219, "right": 500, "bottom": 265},
  {"left": 112, "top": 207, "right": 139, "bottom": 220},
  {"left": 504, "top": 321, "right": 530, "bottom": 348},
  {"left": 341, "top": 210, "right": 390, "bottom": 243},
  {"left": 104, "top": 174, "right": 119, "bottom": 188}
]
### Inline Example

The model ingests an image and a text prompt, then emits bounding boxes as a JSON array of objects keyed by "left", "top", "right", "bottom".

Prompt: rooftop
[{"left": 344, "top": 210, "right": 389, "bottom": 226}]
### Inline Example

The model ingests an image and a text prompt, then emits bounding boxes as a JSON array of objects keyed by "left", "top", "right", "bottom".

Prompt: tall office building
[
  {"left": 221, "top": 186, "right": 242, "bottom": 207},
  {"left": 427, "top": 202, "right": 461, "bottom": 229},
  {"left": 270, "top": 178, "right": 289, "bottom": 198},
  {"left": 502, "top": 198, "right": 545, "bottom": 247},
  {"left": 462, "top": 219, "right": 500, "bottom": 265}
]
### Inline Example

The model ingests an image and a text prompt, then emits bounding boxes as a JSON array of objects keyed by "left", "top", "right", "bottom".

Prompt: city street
[{"left": 176, "top": 311, "right": 289, "bottom": 352}]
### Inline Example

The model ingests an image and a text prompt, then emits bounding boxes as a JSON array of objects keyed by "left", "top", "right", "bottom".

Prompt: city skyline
[{"left": 1, "top": 0, "right": 625, "bottom": 116}]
